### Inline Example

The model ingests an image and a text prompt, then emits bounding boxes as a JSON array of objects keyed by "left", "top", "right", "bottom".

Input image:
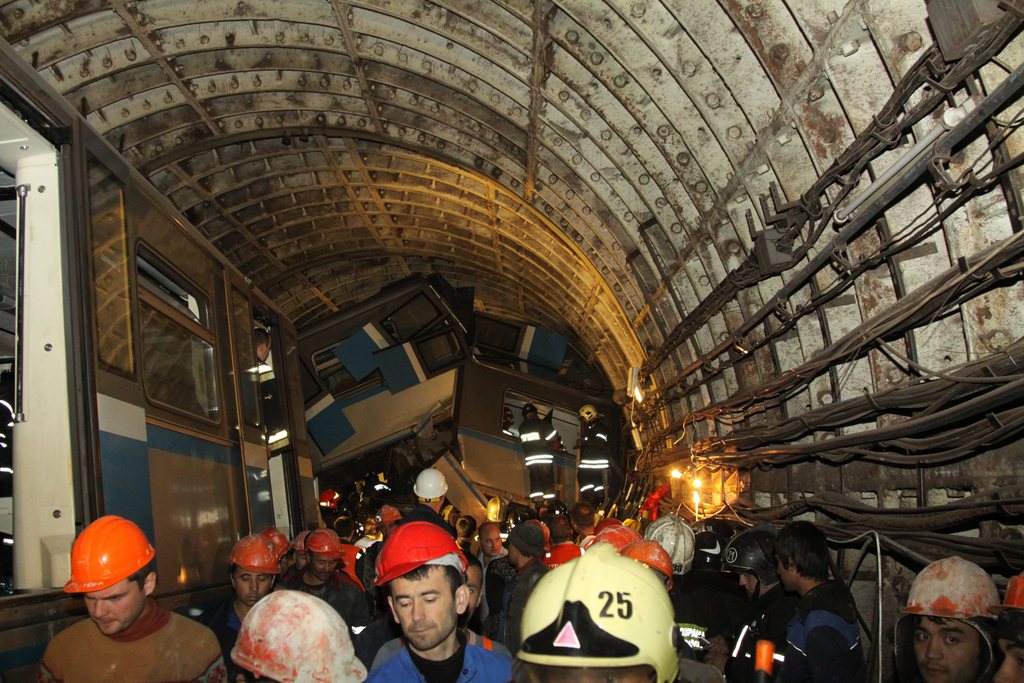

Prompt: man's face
[
  {"left": 306, "top": 552, "right": 339, "bottom": 584},
  {"left": 776, "top": 557, "right": 798, "bottom": 592},
  {"left": 480, "top": 525, "right": 502, "bottom": 559},
  {"left": 995, "top": 639, "right": 1024, "bottom": 683},
  {"left": 464, "top": 565, "right": 483, "bottom": 614},
  {"left": 388, "top": 566, "right": 469, "bottom": 660},
  {"left": 738, "top": 572, "right": 760, "bottom": 599},
  {"left": 83, "top": 573, "right": 155, "bottom": 636},
  {"left": 913, "top": 617, "right": 983, "bottom": 683},
  {"left": 231, "top": 567, "right": 275, "bottom": 609}
]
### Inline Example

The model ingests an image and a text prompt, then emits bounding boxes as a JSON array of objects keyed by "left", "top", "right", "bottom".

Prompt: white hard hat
[
  {"left": 414, "top": 467, "right": 448, "bottom": 500},
  {"left": 644, "top": 514, "right": 695, "bottom": 575},
  {"left": 232, "top": 591, "right": 366, "bottom": 682}
]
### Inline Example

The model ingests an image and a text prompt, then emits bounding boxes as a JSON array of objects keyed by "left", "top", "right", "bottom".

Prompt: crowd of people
[{"left": 35, "top": 467, "right": 1024, "bottom": 683}]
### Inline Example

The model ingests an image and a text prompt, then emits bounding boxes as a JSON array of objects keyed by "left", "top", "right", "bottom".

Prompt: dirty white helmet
[
  {"left": 232, "top": 591, "right": 367, "bottom": 682},
  {"left": 644, "top": 513, "right": 695, "bottom": 575},
  {"left": 517, "top": 543, "right": 680, "bottom": 682},
  {"left": 903, "top": 555, "right": 998, "bottom": 619},
  {"left": 579, "top": 404, "right": 599, "bottom": 422},
  {"left": 414, "top": 467, "right": 448, "bottom": 500}
]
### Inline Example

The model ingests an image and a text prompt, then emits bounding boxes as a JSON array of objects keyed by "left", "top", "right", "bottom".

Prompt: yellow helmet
[
  {"left": 517, "top": 543, "right": 680, "bottom": 682},
  {"left": 578, "top": 404, "right": 599, "bottom": 422}
]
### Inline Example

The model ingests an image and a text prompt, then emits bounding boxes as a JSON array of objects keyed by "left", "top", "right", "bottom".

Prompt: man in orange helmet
[
  {"left": 280, "top": 527, "right": 370, "bottom": 636},
  {"left": 367, "top": 521, "right": 511, "bottom": 682},
  {"left": 995, "top": 572, "right": 1024, "bottom": 683},
  {"left": 197, "top": 534, "right": 280, "bottom": 680},
  {"left": 38, "top": 515, "right": 226, "bottom": 682}
]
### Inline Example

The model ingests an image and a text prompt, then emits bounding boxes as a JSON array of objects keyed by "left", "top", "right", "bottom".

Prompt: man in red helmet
[
  {"left": 995, "top": 572, "right": 1024, "bottom": 683},
  {"left": 280, "top": 528, "right": 370, "bottom": 636},
  {"left": 38, "top": 515, "right": 226, "bottom": 682},
  {"left": 197, "top": 534, "right": 280, "bottom": 680},
  {"left": 367, "top": 521, "right": 512, "bottom": 682}
]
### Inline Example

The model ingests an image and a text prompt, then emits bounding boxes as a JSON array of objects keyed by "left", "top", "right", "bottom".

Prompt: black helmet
[
  {"left": 722, "top": 523, "right": 778, "bottom": 586},
  {"left": 522, "top": 402, "right": 539, "bottom": 417},
  {"left": 692, "top": 529, "right": 725, "bottom": 571}
]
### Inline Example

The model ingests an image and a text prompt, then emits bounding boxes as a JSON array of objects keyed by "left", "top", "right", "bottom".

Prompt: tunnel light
[
  {"left": 267, "top": 429, "right": 288, "bottom": 444},
  {"left": 671, "top": 469, "right": 683, "bottom": 479},
  {"left": 692, "top": 478, "right": 702, "bottom": 489},
  {"left": 627, "top": 367, "right": 644, "bottom": 403},
  {"left": 834, "top": 100, "right": 972, "bottom": 223}
]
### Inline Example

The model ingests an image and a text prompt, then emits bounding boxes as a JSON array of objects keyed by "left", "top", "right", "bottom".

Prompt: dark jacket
[
  {"left": 399, "top": 503, "right": 457, "bottom": 537},
  {"left": 503, "top": 558, "right": 547, "bottom": 656},
  {"left": 778, "top": 580, "right": 864, "bottom": 683},
  {"left": 725, "top": 583, "right": 800, "bottom": 683},
  {"left": 672, "top": 569, "right": 749, "bottom": 646},
  {"left": 279, "top": 570, "right": 371, "bottom": 631}
]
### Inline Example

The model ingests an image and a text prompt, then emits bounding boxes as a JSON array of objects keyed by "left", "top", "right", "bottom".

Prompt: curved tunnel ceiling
[{"left": 3, "top": 1, "right": 1024, "bottom": 493}]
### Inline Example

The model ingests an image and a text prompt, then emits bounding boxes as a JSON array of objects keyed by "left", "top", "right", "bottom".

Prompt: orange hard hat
[
  {"left": 375, "top": 505, "right": 402, "bottom": 525},
  {"left": 375, "top": 521, "right": 466, "bottom": 586},
  {"left": 230, "top": 535, "right": 281, "bottom": 574},
  {"left": 620, "top": 540, "right": 674, "bottom": 589},
  {"left": 64, "top": 515, "right": 155, "bottom": 593},
  {"left": 293, "top": 530, "right": 311, "bottom": 553},
  {"left": 260, "top": 527, "right": 292, "bottom": 560},
  {"left": 1002, "top": 574, "right": 1024, "bottom": 610},
  {"left": 305, "top": 529, "right": 345, "bottom": 560},
  {"left": 582, "top": 524, "right": 643, "bottom": 552},
  {"left": 904, "top": 556, "right": 998, "bottom": 619},
  {"left": 594, "top": 517, "right": 624, "bottom": 534}
]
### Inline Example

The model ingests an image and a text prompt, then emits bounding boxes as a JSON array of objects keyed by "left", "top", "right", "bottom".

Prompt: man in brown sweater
[{"left": 38, "top": 515, "right": 226, "bottom": 683}]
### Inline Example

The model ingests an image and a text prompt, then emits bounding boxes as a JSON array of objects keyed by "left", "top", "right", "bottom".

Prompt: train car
[
  {"left": 298, "top": 274, "right": 618, "bottom": 521},
  {"left": 0, "top": 41, "right": 314, "bottom": 680}
]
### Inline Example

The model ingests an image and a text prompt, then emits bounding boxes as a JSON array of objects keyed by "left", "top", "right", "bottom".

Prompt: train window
[
  {"left": 416, "top": 330, "right": 464, "bottom": 372},
  {"left": 88, "top": 155, "right": 134, "bottom": 375},
  {"left": 230, "top": 287, "right": 261, "bottom": 429},
  {"left": 312, "top": 346, "right": 383, "bottom": 397},
  {"left": 136, "top": 251, "right": 220, "bottom": 421},
  {"left": 475, "top": 316, "right": 520, "bottom": 355},
  {"left": 380, "top": 293, "right": 441, "bottom": 341}
]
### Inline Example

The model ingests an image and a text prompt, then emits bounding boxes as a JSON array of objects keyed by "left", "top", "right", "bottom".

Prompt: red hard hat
[
  {"left": 293, "top": 530, "right": 311, "bottom": 553},
  {"left": 64, "top": 515, "right": 156, "bottom": 593},
  {"left": 582, "top": 524, "right": 643, "bottom": 552},
  {"left": 305, "top": 529, "right": 345, "bottom": 560},
  {"left": 620, "top": 540, "right": 674, "bottom": 589},
  {"left": 230, "top": 535, "right": 281, "bottom": 574},
  {"left": 260, "top": 527, "right": 292, "bottom": 560},
  {"left": 904, "top": 556, "right": 998, "bottom": 619},
  {"left": 526, "top": 519, "right": 551, "bottom": 551},
  {"left": 375, "top": 505, "right": 402, "bottom": 525},
  {"left": 319, "top": 489, "right": 341, "bottom": 510},
  {"left": 594, "top": 517, "right": 624, "bottom": 534},
  {"left": 375, "top": 521, "right": 466, "bottom": 586}
]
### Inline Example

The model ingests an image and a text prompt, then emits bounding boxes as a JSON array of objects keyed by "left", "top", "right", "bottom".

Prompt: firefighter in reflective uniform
[
  {"left": 519, "top": 403, "right": 560, "bottom": 503},
  {"left": 894, "top": 556, "right": 999, "bottom": 683},
  {"left": 233, "top": 589, "right": 367, "bottom": 682},
  {"left": 995, "top": 572, "right": 1024, "bottom": 683},
  {"left": 38, "top": 515, "right": 226, "bottom": 683},
  {"left": 577, "top": 404, "right": 610, "bottom": 501},
  {"left": 513, "top": 543, "right": 723, "bottom": 683},
  {"left": 399, "top": 467, "right": 457, "bottom": 537},
  {"left": 706, "top": 524, "right": 798, "bottom": 683}
]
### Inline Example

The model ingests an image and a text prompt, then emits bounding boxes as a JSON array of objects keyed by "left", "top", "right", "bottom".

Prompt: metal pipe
[{"left": 14, "top": 183, "right": 29, "bottom": 422}]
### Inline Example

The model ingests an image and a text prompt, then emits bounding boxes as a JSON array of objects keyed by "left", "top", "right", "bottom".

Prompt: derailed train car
[
  {"left": 0, "top": 41, "right": 315, "bottom": 679},
  {"left": 298, "top": 274, "right": 618, "bottom": 520}
]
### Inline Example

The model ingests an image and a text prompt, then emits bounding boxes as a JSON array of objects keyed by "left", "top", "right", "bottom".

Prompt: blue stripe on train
[
  {"left": 99, "top": 429, "right": 155, "bottom": 543},
  {"left": 375, "top": 342, "right": 425, "bottom": 392},
  {"left": 307, "top": 401, "right": 356, "bottom": 455},
  {"left": 335, "top": 324, "right": 386, "bottom": 381},
  {"left": 145, "top": 424, "right": 240, "bottom": 466},
  {"left": 525, "top": 327, "right": 567, "bottom": 371}
]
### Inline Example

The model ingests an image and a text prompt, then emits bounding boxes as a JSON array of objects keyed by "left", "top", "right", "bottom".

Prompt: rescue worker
[
  {"left": 399, "top": 467, "right": 457, "bottom": 537},
  {"left": 706, "top": 523, "right": 798, "bottom": 683},
  {"left": 368, "top": 521, "right": 512, "bottom": 682},
  {"left": 501, "top": 521, "right": 549, "bottom": 655},
  {"left": 894, "top": 556, "right": 999, "bottom": 683},
  {"left": 621, "top": 539, "right": 675, "bottom": 588},
  {"left": 994, "top": 572, "right": 1024, "bottom": 683},
  {"left": 38, "top": 515, "right": 226, "bottom": 682},
  {"left": 285, "top": 529, "right": 312, "bottom": 581},
  {"left": 357, "top": 504, "right": 403, "bottom": 613},
  {"left": 333, "top": 514, "right": 366, "bottom": 589},
  {"left": 519, "top": 403, "right": 559, "bottom": 502},
  {"left": 371, "top": 550, "right": 512, "bottom": 668},
  {"left": 478, "top": 520, "right": 510, "bottom": 627},
  {"left": 773, "top": 521, "right": 864, "bottom": 683},
  {"left": 456, "top": 514, "right": 478, "bottom": 557},
  {"left": 569, "top": 500, "right": 596, "bottom": 542},
  {"left": 514, "top": 542, "right": 721, "bottom": 683},
  {"left": 544, "top": 513, "right": 582, "bottom": 569},
  {"left": 320, "top": 488, "right": 343, "bottom": 527},
  {"left": 670, "top": 528, "right": 747, "bottom": 652},
  {"left": 233, "top": 589, "right": 367, "bottom": 682},
  {"left": 279, "top": 527, "right": 371, "bottom": 636},
  {"left": 197, "top": 534, "right": 280, "bottom": 680}
]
